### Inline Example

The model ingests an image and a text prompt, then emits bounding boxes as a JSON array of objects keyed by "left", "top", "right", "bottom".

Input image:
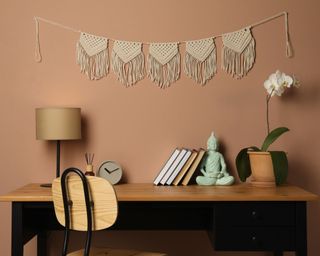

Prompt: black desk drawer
[
  {"left": 215, "top": 202, "right": 295, "bottom": 226},
  {"left": 215, "top": 227, "right": 295, "bottom": 251}
]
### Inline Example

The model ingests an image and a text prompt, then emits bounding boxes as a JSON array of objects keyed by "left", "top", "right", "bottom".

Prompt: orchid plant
[
  {"left": 264, "top": 70, "right": 299, "bottom": 135},
  {"left": 236, "top": 70, "right": 300, "bottom": 185}
]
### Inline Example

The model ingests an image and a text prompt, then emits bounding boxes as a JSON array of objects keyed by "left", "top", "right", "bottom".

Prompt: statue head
[{"left": 207, "top": 132, "right": 218, "bottom": 151}]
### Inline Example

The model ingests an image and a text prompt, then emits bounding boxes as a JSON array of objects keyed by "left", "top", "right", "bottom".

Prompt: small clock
[{"left": 98, "top": 161, "right": 123, "bottom": 185}]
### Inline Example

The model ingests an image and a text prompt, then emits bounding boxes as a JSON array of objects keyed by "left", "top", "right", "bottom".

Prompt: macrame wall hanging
[
  {"left": 222, "top": 27, "right": 255, "bottom": 79},
  {"left": 185, "top": 38, "right": 217, "bottom": 85},
  {"left": 77, "top": 32, "right": 109, "bottom": 80},
  {"left": 148, "top": 43, "right": 180, "bottom": 88},
  {"left": 34, "top": 12, "right": 293, "bottom": 88},
  {"left": 111, "top": 40, "right": 144, "bottom": 87}
]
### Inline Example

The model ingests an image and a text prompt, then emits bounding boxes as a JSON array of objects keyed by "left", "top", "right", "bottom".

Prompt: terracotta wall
[{"left": 1, "top": 0, "right": 320, "bottom": 255}]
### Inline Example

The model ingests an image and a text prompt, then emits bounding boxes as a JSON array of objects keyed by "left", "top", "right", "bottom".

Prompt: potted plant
[{"left": 236, "top": 70, "right": 300, "bottom": 187}]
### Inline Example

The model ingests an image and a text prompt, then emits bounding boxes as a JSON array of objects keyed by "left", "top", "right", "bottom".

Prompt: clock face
[{"left": 98, "top": 161, "right": 122, "bottom": 185}]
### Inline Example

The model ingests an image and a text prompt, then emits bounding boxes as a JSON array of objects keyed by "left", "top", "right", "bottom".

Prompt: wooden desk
[{"left": 0, "top": 183, "right": 318, "bottom": 256}]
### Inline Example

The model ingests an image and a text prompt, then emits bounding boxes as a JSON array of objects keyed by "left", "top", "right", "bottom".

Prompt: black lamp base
[
  {"left": 40, "top": 140, "right": 61, "bottom": 189},
  {"left": 40, "top": 183, "right": 52, "bottom": 188}
]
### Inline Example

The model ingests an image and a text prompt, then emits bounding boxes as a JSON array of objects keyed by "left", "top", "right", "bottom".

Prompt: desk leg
[
  {"left": 295, "top": 202, "right": 307, "bottom": 256},
  {"left": 37, "top": 231, "right": 47, "bottom": 256},
  {"left": 12, "top": 203, "right": 24, "bottom": 256}
]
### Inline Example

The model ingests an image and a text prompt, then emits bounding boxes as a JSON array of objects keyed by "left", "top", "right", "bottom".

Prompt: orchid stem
[
  {"left": 266, "top": 89, "right": 274, "bottom": 135},
  {"left": 266, "top": 95, "right": 270, "bottom": 135}
]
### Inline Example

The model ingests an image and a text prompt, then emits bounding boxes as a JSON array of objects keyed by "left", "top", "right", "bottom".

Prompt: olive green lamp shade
[{"left": 36, "top": 108, "right": 81, "bottom": 140}]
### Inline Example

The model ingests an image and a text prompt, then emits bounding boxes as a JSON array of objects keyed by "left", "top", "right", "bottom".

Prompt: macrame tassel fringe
[
  {"left": 222, "top": 38, "right": 255, "bottom": 79},
  {"left": 147, "top": 53, "right": 180, "bottom": 89},
  {"left": 184, "top": 50, "right": 216, "bottom": 85},
  {"left": 76, "top": 42, "right": 109, "bottom": 80},
  {"left": 111, "top": 51, "right": 144, "bottom": 87}
]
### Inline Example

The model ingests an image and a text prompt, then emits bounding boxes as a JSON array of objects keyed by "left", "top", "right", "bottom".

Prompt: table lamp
[{"left": 36, "top": 107, "right": 82, "bottom": 187}]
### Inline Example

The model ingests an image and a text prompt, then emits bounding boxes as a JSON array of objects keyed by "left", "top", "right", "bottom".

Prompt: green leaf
[
  {"left": 236, "top": 147, "right": 260, "bottom": 182},
  {"left": 261, "top": 127, "right": 289, "bottom": 151},
  {"left": 270, "top": 151, "right": 288, "bottom": 185}
]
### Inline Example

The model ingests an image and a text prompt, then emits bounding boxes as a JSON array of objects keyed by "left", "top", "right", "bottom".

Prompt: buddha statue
[{"left": 196, "top": 132, "right": 234, "bottom": 186}]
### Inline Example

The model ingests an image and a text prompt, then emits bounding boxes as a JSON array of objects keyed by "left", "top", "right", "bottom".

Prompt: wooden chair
[{"left": 52, "top": 167, "right": 167, "bottom": 256}]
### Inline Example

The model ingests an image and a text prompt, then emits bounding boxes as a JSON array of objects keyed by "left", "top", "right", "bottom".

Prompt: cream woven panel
[
  {"left": 149, "top": 43, "right": 179, "bottom": 65},
  {"left": 77, "top": 32, "right": 109, "bottom": 80},
  {"left": 79, "top": 32, "right": 108, "bottom": 56},
  {"left": 184, "top": 38, "right": 217, "bottom": 85},
  {"left": 186, "top": 38, "right": 215, "bottom": 61},
  {"left": 221, "top": 26, "right": 255, "bottom": 78},
  {"left": 222, "top": 27, "right": 253, "bottom": 53},
  {"left": 112, "top": 40, "right": 142, "bottom": 63}
]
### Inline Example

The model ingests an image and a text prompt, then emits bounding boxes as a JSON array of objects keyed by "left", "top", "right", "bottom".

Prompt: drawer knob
[
  {"left": 251, "top": 235, "right": 257, "bottom": 242},
  {"left": 251, "top": 210, "right": 257, "bottom": 218}
]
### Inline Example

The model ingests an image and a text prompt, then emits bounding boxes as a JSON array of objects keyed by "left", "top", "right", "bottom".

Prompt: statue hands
[{"left": 201, "top": 169, "right": 218, "bottom": 178}]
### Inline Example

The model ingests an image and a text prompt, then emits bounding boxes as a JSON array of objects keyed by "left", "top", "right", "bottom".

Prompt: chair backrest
[{"left": 52, "top": 170, "right": 118, "bottom": 232}]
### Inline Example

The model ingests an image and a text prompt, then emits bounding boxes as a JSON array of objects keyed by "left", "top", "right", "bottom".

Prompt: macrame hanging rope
[
  {"left": 34, "top": 16, "right": 81, "bottom": 63},
  {"left": 284, "top": 13, "right": 292, "bottom": 57},
  {"left": 250, "top": 11, "right": 292, "bottom": 57},
  {"left": 34, "top": 11, "right": 292, "bottom": 57},
  {"left": 34, "top": 17, "right": 41, "bottom": 62},
  {"left": 34, "top": 11, "right": 293, "bottom": 85}
]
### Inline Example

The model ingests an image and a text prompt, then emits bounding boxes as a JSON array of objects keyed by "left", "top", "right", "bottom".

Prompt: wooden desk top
[{"left": 0, "top": 183, "right": 318, "bottom": 202}]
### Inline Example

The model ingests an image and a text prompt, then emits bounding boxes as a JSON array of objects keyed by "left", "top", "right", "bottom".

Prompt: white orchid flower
[
  {"left": 263, "top": 70, "right": 299, "bottom": 136},
  {"left": 263, "top": 70, "right": 294, "bottom": 97}
]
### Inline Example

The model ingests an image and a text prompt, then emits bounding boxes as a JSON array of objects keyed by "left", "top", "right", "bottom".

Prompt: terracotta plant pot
[{"left": 248, "top": 151, "right": 275, "bottom": 187}]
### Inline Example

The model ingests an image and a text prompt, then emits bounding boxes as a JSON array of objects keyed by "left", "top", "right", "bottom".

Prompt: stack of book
[{"left": 153, "top": 148, "right": 206, "bottom": 186}]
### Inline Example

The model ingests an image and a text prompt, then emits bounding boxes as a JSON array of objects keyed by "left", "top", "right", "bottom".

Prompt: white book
[
  {"left": 160, "top": 149, "right": 187, "bottom": 185},
  {"left": 166, "top": 150, "right": 192, "bottom": 185},
  {"left": 153, "top": 149, "right": 180, "bottom": 185}
]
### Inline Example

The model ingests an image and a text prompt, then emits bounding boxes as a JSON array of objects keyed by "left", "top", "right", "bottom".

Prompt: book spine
[
  {"left": 153, "top": 149, "right": 180, "bottom": 185},
  {"left": 166, "top": 150, "right": 192, "bottom": 185},
  {"left": 181, "top": 149, "right": 206, "bottom": 185},
  {"left": 172, "top": 151, "right": 198, "bottom": 186},
  {"left": 160, "top": 149, "right": 187, "bottom": 185}
]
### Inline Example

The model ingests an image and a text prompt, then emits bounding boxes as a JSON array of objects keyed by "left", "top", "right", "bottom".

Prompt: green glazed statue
[{"left": 196, "top": 132, "right": 234, "bottom": 186}]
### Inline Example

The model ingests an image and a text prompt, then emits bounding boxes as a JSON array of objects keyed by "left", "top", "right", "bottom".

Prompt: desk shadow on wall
[
  {"left": 46, "top": 230, "right": 287, "bottom": 256},
  {"left": 288, "top": 156, "right": 320, "bottom": 256}
]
